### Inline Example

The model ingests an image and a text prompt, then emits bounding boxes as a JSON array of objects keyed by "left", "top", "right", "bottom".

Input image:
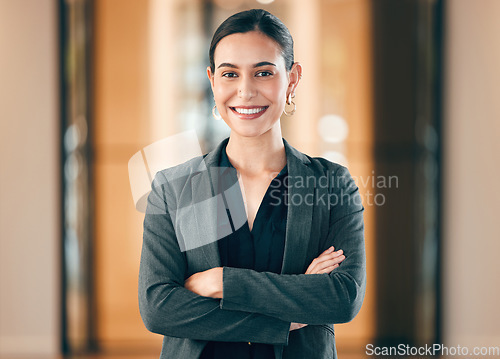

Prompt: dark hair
[{"left": 209, "top": 9, "right": 294, "bottom": 73}]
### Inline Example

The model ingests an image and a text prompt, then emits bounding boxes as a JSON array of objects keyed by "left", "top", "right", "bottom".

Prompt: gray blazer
[{"left": 139, "top": 137, "right": 366, "bottom": 359}]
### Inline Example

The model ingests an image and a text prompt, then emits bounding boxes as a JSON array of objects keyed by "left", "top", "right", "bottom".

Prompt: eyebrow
[{"left": 217, "top": 61, "right": 277, "bottom": 69}]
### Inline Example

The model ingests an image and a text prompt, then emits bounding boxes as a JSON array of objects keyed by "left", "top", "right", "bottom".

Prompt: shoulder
[
  {"left": 297, "top": 150, "right": 356, "bottom": 188},
  {"left": 303, "top": 155, "right": 363, "bottom": 213},
  {"left": 307, "top": 155, "right": 348, "bottom": 176},
  {"left": 312, "top": 157, "right": 359, "bottom": 193},
  {"left": 284, "top": 138, "right": 349, "bottom": 178},
  {"left": 157, "top": 154, "right": 207, "bottom": 178},
  {"left": 283, "top": 139, "right": 359, "bottom": 192},
  {"left": 154, "top": 137, "right": 227, "bottom": 184},
  {"left": 151, "top": 154, "right": 208, "bottom": 193}
]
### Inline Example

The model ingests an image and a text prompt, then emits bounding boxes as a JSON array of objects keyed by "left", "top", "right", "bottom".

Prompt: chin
[
  {"left": 231, "top": 127, "right": 268, "bottom": 138},
  {"left": 226, "top": 118, "right": 279, "bottom": 139}
]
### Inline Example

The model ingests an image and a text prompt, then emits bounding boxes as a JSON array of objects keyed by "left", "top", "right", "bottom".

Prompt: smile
[
  {"left": 229, "top": 106, "right": 269, "bottom": 120},
  {"left": 231, "top": 106, "right": 268, "bottom": 115}
]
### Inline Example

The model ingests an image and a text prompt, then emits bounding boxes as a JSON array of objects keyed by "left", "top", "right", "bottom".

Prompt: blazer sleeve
[
  {"left": 220, "top": 166, "right": 366, "bottom": 325},
  {"left": 138, "top": 171, "right": 291, "bottom": 345}
]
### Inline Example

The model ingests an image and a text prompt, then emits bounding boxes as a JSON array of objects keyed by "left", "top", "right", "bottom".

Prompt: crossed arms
[{"left": 138, "top": 166, "right": 366, "bottom": 345}]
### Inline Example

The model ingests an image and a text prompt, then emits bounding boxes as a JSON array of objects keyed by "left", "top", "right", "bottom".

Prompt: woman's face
[{"left": 207, "top": 31, "right": 300, "bottom": 138}]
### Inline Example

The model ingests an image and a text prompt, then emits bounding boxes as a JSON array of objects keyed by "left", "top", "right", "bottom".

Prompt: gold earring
[
  {"left": 212, "top": 105, "right": 222, "bottom": 120},
  {"left": 283, "top": 93, "right": 296, "bottom": 116}
]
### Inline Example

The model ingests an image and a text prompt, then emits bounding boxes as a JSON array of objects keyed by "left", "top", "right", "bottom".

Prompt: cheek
[
  {"left": 213, "top": 82, "right": 233, "bottom": 104},
  {"left": 263, "top": 82, "right": 287, "bottom": 104}
]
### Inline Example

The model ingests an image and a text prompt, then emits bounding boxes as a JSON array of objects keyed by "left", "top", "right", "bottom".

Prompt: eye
[
  {"left": 256, "top": 71, "right": 273, "bottom": 77},
  {"left": 222, "top": 72, "right": 238, "bottom": 78}
]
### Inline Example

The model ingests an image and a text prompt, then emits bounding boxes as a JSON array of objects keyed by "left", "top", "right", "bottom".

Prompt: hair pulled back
[{"left": 209, "top": 9, "right": 294, "bottom": 73}]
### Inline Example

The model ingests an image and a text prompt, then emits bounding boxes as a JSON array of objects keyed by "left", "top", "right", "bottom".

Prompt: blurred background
[{"left": 1, "top": 0, "right": 499, "bottom": 358}]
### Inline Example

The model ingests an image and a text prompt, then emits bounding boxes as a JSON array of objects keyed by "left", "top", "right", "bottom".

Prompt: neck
[{"left": 225, "top": 126, "right": 286, "bottom": 176}]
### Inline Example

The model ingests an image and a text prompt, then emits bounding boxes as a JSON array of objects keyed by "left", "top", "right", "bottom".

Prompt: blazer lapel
[
  {"left": 194, "top": 139, "right": 229, "bottom": 268},
  {"left": 281, "top": 139, "right": 315, "bottom": 274}
]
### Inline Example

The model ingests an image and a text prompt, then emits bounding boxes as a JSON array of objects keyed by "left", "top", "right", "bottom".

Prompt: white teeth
[{"left": 234, "top": 107, "right": 266, "bottom": 115}]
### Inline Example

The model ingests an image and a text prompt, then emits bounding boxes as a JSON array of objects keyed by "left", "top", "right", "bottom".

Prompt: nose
[{"left": 237, "top": 76, "right": 256, "bottom": 100}]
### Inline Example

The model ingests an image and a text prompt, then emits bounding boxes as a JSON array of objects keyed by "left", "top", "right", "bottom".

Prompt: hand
[
  {"left": 305, "top": 246, "right": 345, "bottom": 275},
  {"left": 184, "top": 267, "right": 223, "bottom": 298},
  {"left": 289, "top": 322, "right": 308, "bottom": 331},
  {"left": 289, "top": 247, "right": 345, "bottom": 332}
]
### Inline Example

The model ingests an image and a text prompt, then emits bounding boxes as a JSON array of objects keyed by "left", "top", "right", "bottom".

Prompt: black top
[{"left": 199, "top": 142, "right": 289, "bottom": 359}]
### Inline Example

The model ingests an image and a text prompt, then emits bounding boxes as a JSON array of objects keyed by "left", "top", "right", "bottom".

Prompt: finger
[
  {"left": 323, "top": 246, "right": 335, "bottom": 254},
  {"left": 310, "top": 256, "right": 345, "bottom": 274},
  {"left": 305, "top": 249, "right": 344, "bottom": 274},
  {"left": 317, "top": 264, "right": 339, "bottom": 274},
  {"left": 319, "top": 255, "right": 345, "bottom": 269},
  {"left": 312, "top": 249, "right": 343, "bottom": 265},
  {"left": 312, "top": 250, "right": 344, "bottom": 267},
  {"left": 305, "top": 250, "right": 342, "bottom": 274},
  {"left": 318, "top": 249, "right": 343, "bottom": 260}
]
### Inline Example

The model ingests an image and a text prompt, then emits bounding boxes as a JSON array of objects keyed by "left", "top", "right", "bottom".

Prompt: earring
[
  {"left": 283, "top": 93, "right": 296, "bottom": 116},
  {"left": 212, "top": 105, "right": 222, "bottom": 120}
]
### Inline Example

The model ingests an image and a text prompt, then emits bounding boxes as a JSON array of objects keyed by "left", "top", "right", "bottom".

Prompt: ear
[
  {"left": 286, "top": 62, "right": 302, "bottom": 98},
  {"left": 207, "top": 66, "right": 215, "bottom": 90}
]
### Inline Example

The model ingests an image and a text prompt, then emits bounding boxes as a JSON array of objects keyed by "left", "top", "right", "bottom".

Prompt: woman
[{"left": 139, "top": 9, "right": 366, "bottom": 359}]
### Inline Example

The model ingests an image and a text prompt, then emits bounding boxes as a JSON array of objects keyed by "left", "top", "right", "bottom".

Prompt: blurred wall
[
  {"left": 0, "top": 0, "right": 60, "bottom": 356},
  {"left": 443, "top": 0, "right": 500, "bottom": 348},
  {"left": 93, "top": 0, "right": 162, "bottom": 352}
]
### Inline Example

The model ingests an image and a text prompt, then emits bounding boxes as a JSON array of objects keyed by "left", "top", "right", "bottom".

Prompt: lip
[{"left": 229, "top": 106, "right": 269, "bottom": 120}]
